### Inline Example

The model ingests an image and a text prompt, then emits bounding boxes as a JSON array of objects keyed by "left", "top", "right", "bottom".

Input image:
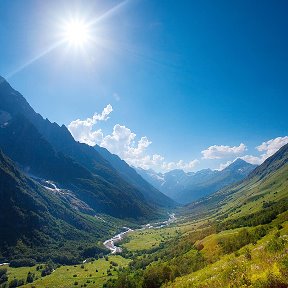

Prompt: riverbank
[{"left": 103, "top": 213, "right": 176, "bottom": 254}]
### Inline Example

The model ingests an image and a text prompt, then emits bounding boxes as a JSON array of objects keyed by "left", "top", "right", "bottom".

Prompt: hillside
[
  {"left": 101, "top": 144, "right": 288, "bottom": 288},
  {"left": 0, "top": 113, "right": 154, "bottom": 219},
  {"left": 0, "top": 150, "right": 114, "bottom": 263},
  {"left": 0, "top": 76, "right": 168, "bottom": 220},
  {"left": 183, "top": 143, "right": 288, "bottom": 221}
]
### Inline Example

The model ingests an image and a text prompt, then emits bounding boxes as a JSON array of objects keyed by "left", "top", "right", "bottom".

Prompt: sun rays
[{"left": 5, "top": 0, "right": 132, "bottom": 80}]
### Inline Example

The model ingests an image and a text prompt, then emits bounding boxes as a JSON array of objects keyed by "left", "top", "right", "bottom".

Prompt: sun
[{"left": 63, "top": 19, "right": 90, "bottom": 46}]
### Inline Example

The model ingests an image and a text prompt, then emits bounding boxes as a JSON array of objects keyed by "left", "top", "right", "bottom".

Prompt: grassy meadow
[
  {"left": 165, "top": 219, "right": 288, "bottom": 287},
  {"left": 2, "top": 256, "right": 130, "bottom": 288}
]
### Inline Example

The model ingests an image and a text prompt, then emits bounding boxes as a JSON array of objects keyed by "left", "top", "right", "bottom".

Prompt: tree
[{"left": 26, "top": 271, "right": 34, "bottom": 283}]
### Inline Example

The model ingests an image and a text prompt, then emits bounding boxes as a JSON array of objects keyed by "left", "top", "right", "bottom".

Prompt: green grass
[
  {"left": 3, "top": 265, "right": 42, "bottom": 285},
  {"left": 164, "top": 220, "right": 288, "bottom": 288},
  {"left": 218, "top": 164, "right": 288, "bottom": 220},
  {"left": 96, "top": 160, "right": 288, "bottom": 288},
  {"left": 121, "top": 226, "right": 178, "bottom": 251},
  {"left": 193, "top": 228, "right": 242, "bottom": 262},
  {"left": 121, "top": 218, "right": 214, "bottom": 253},
  {"left": 4, "top": 255, "right": 130, "bottom": 288}
]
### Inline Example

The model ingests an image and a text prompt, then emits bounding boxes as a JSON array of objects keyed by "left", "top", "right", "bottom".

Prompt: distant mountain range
[
  {"left": 136, "top": 159, "right": 257, "bottom": 204},
  {"left": 183, "top": 142, "right": 288, "bottom": 221}
]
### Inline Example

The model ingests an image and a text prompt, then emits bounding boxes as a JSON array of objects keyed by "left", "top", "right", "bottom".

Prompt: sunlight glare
[{"left": 63, "top": 19, "right": 90, "bottom": 46}]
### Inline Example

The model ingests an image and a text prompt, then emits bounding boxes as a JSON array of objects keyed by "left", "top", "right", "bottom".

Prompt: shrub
[
  {"left": 26, "top": 271, "right": 35, "bottom": 283},
  {"left": 41, "top": 262, "right": 55, "bottom": 277},
  {"left": 219, "top": 227, "right": 267, "bottom": 254},
  {"left": 266, "top": 235, "right": 285, "bottom": 252},
  {"left": 0, "top": 268, "right": 8, "bottom": 284},
  {"left": 18, "top": 279, "right": 25, "bottom": 286},
  {"left": 110, "top": 261, "right": 118, "bottom": 267},
  {"left": 0, "top": 268, "right": 7, "bottom": 277},
  {"left": 244, "top": 247, "right": 252, "bottom": 260},
  {"left": 253, "top": 272, "right": 288, "bottom": 288},
  {"left": 280, "top": 255, "right": 288, "bottom": 278},
  {"left": 8, "top": 279, "right": 19, "bottom": 288}
]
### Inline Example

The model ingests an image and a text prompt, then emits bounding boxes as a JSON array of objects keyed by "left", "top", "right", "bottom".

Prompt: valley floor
[{"left": 1, "top": 208, "right": 288, "bottom": 288}]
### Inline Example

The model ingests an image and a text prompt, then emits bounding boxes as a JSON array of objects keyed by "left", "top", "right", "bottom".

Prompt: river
[
  {"left": 0, "top": 214, "right": 176, "bottom": 266},
  {"left": 103, "top": 213, "right": 176, "bottom": 254}
]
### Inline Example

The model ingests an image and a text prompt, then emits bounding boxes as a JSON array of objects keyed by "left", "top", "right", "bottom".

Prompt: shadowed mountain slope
[
  {"left": 94, "top": 145, "right": 177, "bottom": 208},
  {"left": 0, "top": 150, "right": 112, "bottom": 262},
  {"left": 0, "top": 76, "right": 164, "bottom": 220}
]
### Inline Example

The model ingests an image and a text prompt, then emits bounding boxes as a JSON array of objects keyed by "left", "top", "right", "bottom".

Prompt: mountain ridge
[
  {"left": 94, "top": 145, "right": 177, "bottom": 208},
  {"left": 0, "top": 76, "right": 172, "bottom": 220},
  {"left": 136, "top": 159, "right": 257, "bottom": 204}
]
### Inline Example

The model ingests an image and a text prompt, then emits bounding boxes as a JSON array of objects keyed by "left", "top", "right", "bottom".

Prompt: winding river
[
  {"left": 103, "top": 213, "right": 176, "bottom": 254},
  {"left": 0, "top": 214, "right": 176, "bottom": 266}
]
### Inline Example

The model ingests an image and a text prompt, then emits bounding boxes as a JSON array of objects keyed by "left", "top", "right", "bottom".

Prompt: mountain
[
  {"left": 176, "top": 159, "right": 257, "bottom": 203},
  {"left": 135, "top": 168, "right": 166, "bottom": 191},
  {"left": 183, "top": 143, "right": 288, "bottom": 220},
  {"left": 136, "top": 159, "right": 257, "bottom": 204},
  {"left": 0, "top": 149, "right": 111, "bottom": 262},
  {"left": 94, "top": 145, "right": 176, "bottom": 208},
  {"left": 0, "top": 114, "right": 156, "bottom": 219},
  {"left": 0, "top": 76, "right": 165, "bottom": 220}
]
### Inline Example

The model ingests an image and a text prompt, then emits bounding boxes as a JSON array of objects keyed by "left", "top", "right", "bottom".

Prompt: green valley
[
  {"left": 1, "top": 143, "right": 288, "bottom": 287},
  {"left": 1, "top": 2, "right": 288, "bottom": 287}
]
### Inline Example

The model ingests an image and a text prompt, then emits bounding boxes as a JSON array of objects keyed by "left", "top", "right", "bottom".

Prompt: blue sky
[{"left": 0, "top": 0, "right": 287, "bottom": 171}]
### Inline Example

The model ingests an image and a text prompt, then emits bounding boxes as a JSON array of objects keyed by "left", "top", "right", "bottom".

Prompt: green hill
[
  {"left": 101, "top": 144, "right": 288, "bottom": 288},
  {"left": 0, "top": 150, "right": 115, "bottom": 263},
  {"left": 182, "top": 143, "right": 288, "bottom": 222}
]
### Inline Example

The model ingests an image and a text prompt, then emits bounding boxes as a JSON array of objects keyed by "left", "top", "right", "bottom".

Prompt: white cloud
[
  {"left": 256, "top": 136, "right": 288, "bottom": 158},
  {"left": 240, "top": 136, "right": 288, "bottom": 165},
  {"left": 99, "top": 124, "right": 199, "bottom": 172},
  {"left": 68, "top": 104, "right": 113, "bottom": 146},
  {"left": 201, "top": 143, "right": 246, "bottom": 159},
  {"left": 68, "top": 107, "right": 198, "bottom": 172},
  {"left": 68, "top": 108, "right": 288, "bottom": 173},
  {"left": 162, "top": 159, "right": 199, "bottom": 171}
]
